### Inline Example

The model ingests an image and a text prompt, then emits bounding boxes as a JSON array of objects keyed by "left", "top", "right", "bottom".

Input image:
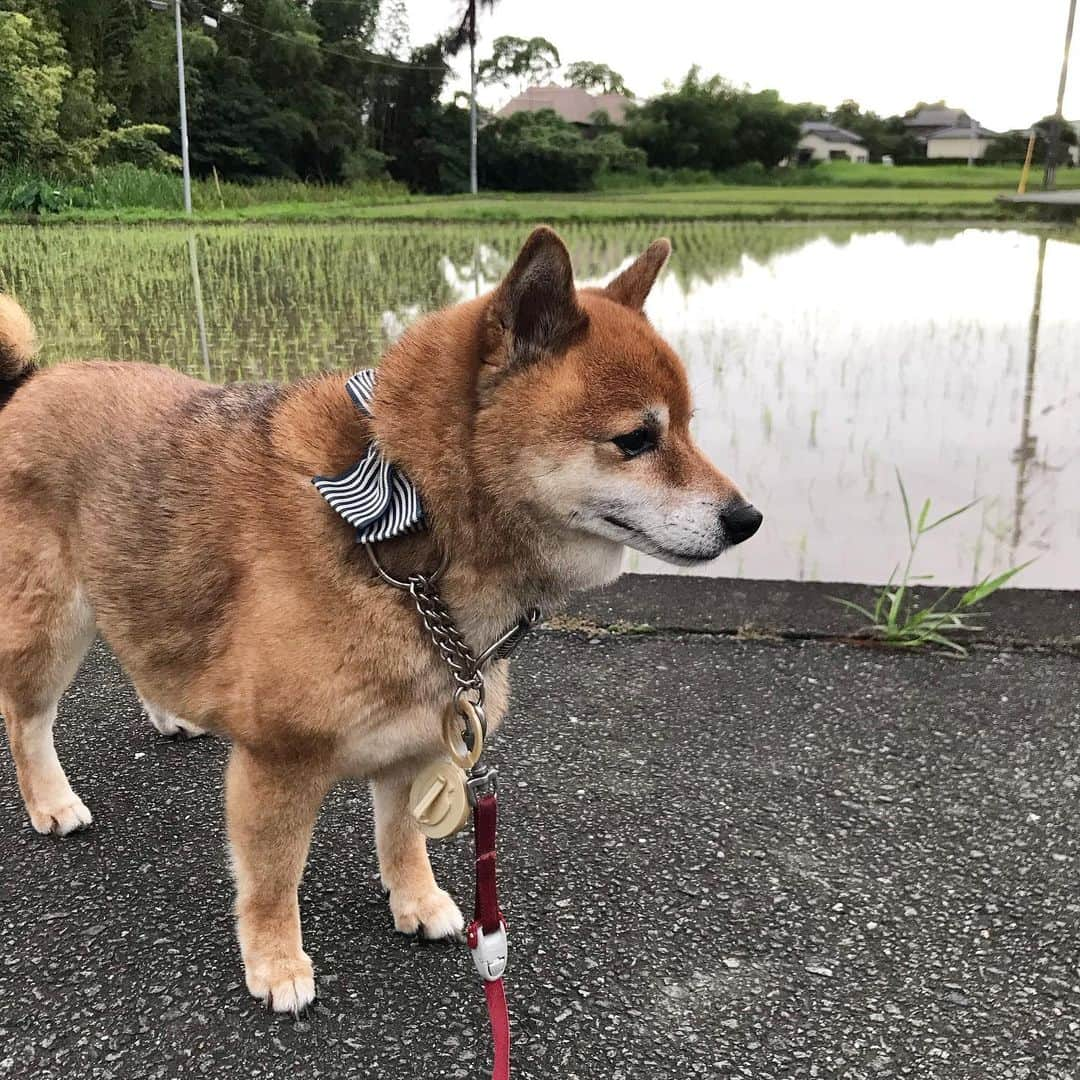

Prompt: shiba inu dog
[{"left": 0, "top": 228, "right": 761, "bottom": 1013}]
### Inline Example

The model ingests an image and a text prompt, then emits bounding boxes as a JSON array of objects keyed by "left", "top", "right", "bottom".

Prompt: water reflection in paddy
[{"left": 1, "top": 222, "right": 1075, "bottom": 588}]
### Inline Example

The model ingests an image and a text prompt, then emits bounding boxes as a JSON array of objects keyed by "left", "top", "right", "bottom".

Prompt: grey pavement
[{"left": 0, "top": 581, "right": 1078, "bottom": 1080}]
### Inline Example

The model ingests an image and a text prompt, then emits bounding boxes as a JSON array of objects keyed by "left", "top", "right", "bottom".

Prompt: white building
[
  {"left": 796, "top": 121, "right": 869, "bottom": 164},
  {"left": 926, "top": 124, "right": 996, "bottom": 160}
]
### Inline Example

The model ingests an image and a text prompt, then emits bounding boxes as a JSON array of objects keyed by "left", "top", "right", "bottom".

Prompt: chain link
[
  {"left": 407, "top": 573, "right": 486, "bottom": 706},
  {"left": 365, "top": 541, "right": 542, "bottom": 754}
]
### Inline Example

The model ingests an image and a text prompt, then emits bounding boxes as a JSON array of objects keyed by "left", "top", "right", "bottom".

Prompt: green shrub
[
  {"left": 623, "top": 68, "right": 799, "bottom": 172},
  {"left": 479, "top": 110, "right": 606, "bottom": 192}
]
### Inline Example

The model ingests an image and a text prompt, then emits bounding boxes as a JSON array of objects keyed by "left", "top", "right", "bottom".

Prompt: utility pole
[
  {"left": 1044, "top": 0, "right": 1077, "bottom": 191},
  {"left": 468, "top": 1, "right": 478, "bottom": 195},
  {"left": 147, "top": 0, "right": 209, "bottom": 371},
  {"left": 174, "top": 0, "right": 193, "bottom": 214}
]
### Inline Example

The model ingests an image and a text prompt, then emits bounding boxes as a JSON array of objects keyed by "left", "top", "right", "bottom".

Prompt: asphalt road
[{"left": 1, "top": 629, "right": 1078, "bottom": 1080}]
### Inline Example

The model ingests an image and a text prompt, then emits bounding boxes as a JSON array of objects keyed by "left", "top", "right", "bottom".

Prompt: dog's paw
[
  {"left": 142, "top": 700, "right": 206, "bottom": 739},
  {"left": 244, "top": 951, "right": 316, "bottom": 1016},
  {"left": 390, "top": 886, "right": 465, "bottom": 941},
  {"left": 28, "top": 794, "right": 93, "bottom": 836}
]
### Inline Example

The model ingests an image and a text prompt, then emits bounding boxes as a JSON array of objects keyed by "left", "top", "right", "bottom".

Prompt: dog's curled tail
[{"left": 0, "top": 293, "right": 38, "bottom": 405}]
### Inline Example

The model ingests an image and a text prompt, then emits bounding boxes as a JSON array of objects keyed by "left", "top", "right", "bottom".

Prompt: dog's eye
[{"left": 611, "top": 427, "right": 656, "bottom": 458}]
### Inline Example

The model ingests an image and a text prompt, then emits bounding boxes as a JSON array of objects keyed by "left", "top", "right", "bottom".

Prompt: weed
[{"left": 831, "top": 471, "right": 1032, "bottom": 655}]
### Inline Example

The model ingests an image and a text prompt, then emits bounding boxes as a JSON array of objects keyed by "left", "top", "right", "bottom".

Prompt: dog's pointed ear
[
  {"left": 488, "top": 227, "right": 587, "bottom": 368},
  {"left": 604, "top": 238, "right": 672, "bottom": 311}
]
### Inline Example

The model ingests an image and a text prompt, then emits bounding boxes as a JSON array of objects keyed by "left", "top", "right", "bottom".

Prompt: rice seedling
[
  {"left": 831, "top": 471, "right": 1033, "bottom": 655},
  {"left": 0, "top": 221, "right": 870, "bottom": 380}
]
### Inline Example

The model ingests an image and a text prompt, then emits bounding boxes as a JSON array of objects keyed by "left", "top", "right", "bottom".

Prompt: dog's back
[{"left": 0, "top": 231, "right": 762, "bottom": 1016}]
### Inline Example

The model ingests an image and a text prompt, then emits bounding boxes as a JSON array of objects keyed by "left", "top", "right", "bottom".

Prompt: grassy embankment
[{"left": 1, "top": 162, "right": 1076, "bottom": 225}]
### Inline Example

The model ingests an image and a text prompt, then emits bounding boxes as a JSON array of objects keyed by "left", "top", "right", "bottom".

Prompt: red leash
[{"left": 467, "top": 771, "right": 510, "bottom": 1080}]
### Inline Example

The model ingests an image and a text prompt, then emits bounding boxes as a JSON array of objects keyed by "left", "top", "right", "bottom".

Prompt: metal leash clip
[{"left": 466, "top": 765, "right": 498, "bottom": 806}]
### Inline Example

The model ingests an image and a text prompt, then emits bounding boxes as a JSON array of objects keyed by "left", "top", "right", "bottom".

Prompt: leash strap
[
  {"left": 468, "top": 791, "right": 510, "bottom": 1080},
  {"left": 484, "top": 979, "right": 510, "bottom": 1080}
]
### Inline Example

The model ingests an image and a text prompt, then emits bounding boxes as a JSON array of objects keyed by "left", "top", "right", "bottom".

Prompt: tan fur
[
  {"left": 0, "top": 230, "right": 757, "bottom": 1013},
  {"left": 0, "top": 292, "right": 38, "bottom": 376}
]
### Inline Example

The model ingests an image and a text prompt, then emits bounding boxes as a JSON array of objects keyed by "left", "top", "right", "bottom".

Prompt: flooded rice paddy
[{"left": 0, "top": 222, "right": 1076, "bottom": 589}]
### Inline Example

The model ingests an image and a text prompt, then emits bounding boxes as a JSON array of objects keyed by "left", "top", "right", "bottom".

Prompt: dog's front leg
[
  {"left": 371, "top": 770, "right": 465, "bottom": 940},
  {"left": 226, "top": 745, "right": 331, "bottom": 1014}
]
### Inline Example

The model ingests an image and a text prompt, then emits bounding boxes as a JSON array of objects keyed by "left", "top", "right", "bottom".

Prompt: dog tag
[{"left": 410, "top": 760, "right": 471, "bottom": 839}]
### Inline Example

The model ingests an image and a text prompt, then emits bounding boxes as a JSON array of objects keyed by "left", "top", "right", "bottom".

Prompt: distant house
[
  {"left": 926, "top": 124, "right": 997, "bottom": 160},
  {"left": 496, "top": 84, "right": 632, "bottom": 130},
  {"left": 796, "top": 121, "right": 869, "bottom": 163},
  {"left": 904, "top": 106, "right": 972, "bottom": 138}
]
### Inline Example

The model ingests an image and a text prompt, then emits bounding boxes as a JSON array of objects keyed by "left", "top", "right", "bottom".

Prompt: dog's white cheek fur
[
  {"left": 524, "top": 450, "right": 720, "bottom": 567},
  {"left": 519, "top": 450, "right": 625, "bottom": 586}
]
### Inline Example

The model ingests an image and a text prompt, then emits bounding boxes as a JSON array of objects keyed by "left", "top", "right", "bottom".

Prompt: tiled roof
[
  {"left": 497, "top": 84, "right": 631, "bottom": 126},
  {"left": 799, "top": 121, "right": 864, "bottom": 144},
  {"left": 927, "top": 125, "right": 996, "bottom": 140},
  {"left": 905, "top": 107, "right": 970, "bottom": 128}
]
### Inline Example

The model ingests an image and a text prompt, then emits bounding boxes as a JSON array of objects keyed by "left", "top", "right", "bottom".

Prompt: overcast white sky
[{"left": 403, "top": 0, "right": 1078, "bottom": 131}]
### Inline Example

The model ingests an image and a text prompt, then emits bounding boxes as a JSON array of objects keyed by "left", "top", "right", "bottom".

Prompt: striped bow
[{"left": 312, "top": 370, "right": 425, "bottom": 543}]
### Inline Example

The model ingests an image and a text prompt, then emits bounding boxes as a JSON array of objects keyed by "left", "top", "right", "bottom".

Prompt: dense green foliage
[
  {"left": 477, "top": 35, "right": 559, "bottom": 92},
  {"left": 0, "top": 2, "right": 812, "bottom": 197},
  {"left": 0, "top": 0, "right": 455, "bottom": 186},
  {"left": 478, "top": 109, "right": 645, "bottom": 191},
  {"left": 0, "top": 5, "right": 176, "bottom": 173},
  {"left": 623, "top": 69, "right": 800, "bottom": 171},
  {"left": 564, "top": 60, "right": 630, "bottom": 96},
  {"left": 2, "top": 2, "right": 1071, "bottom": 202},
  {"left": 983, "top": 115, "right": 1078, "bottom": 163}
]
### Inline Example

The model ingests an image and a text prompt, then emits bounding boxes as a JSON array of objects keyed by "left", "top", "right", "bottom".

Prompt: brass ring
[{"left": 442, "top": 699, "right": 484, "bottom": 770}]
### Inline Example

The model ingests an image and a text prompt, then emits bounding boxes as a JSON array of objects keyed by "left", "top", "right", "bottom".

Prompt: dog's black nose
[{"left": 722, "top": 503, "right": 763, "bottom": 545}]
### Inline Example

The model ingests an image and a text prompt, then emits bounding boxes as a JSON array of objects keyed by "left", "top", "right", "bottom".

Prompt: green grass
[
  {"left": 770, "top": 161, "right": 1080, "bottom": 190},
  {"left": 3, "top": 185, "right": 1026, "bottom": 226},
  {"left": 3, "top": 162, "right": 1078, "bottom": 226},
  {"left": 0, "top": 164, "right": 407, "bottom": 217},
  {"left": 831, "top": 471, "right": 1032, "bottom": 655}
]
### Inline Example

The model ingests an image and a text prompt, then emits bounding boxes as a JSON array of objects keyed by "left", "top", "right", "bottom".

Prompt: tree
[
  {"left": 478, "top": 108, "right": 605, "bottom": 190},
  {"left": 0, "top": 3, "right": 173, "bottom": 174},
  {"left": 125, "top": 14, "right": 216, "bottom": 147},
  {"left": 986, "top": 117, "right": 1078, "bottom": 164},
  {"left": 478, "top": 34, "right": 560, "bottom": 92},
  {"left": 309, "top": 0, "right": 379, "bottom": 46},
  {"left": 737, "top": 88, "right": 800, "bottom": 168},
  {"left": 624, "top": 68, "right": 799, "bottom": 172},
  {"left": 564, "top": 60, "right": 630, "bottom": 96},
  {"left": 0, "top": 10, "right": 69, "bottom": 170},
  {"left": 789, "top": 100, "right": 828, "bottom": 122},
  {"left": 368, "top": 40, "right": 464, "bottom": 193}
]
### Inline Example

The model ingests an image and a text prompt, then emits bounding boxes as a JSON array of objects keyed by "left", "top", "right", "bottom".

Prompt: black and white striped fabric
[{"left": 312, "top": 370, "right": 425, "bottom": 543}]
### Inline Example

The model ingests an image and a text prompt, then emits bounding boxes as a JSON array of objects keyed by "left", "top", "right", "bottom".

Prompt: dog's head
[{"left": 471, "top": 227, "right": 761, "bottom": 587}]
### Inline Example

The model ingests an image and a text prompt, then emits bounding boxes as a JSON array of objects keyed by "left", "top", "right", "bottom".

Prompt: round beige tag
[{"left": 409, "top": 760, "right": 471, "bottom": 839}]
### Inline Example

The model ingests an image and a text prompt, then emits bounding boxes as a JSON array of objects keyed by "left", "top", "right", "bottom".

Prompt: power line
[{"left": 209, "top": 8, "right": 449, "bottom": 73}]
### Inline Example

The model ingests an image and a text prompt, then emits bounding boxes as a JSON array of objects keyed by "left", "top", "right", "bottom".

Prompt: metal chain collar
[{"left": 364, "top": 542, "right": 541, "bottom": 748}]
